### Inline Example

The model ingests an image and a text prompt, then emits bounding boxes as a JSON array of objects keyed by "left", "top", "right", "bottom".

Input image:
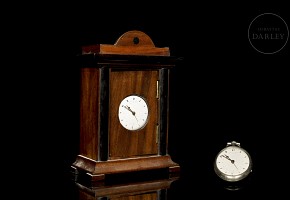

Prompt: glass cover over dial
[{"left": 118, "top": 95, "right": 149, "bottom": 131}]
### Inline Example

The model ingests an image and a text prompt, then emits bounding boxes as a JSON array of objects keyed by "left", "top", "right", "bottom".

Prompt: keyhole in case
[{"left": 133, "top": 37, "right": 139, "bottom": 44}]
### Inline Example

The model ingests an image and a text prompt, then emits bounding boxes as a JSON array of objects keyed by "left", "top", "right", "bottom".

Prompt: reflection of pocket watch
[{"left": 214, "top": 141, "right": 253, "bottom": 183}]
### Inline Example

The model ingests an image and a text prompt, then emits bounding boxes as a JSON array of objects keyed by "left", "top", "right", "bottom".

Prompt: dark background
[
  {"left": 62, "top": 2, "right": 289, "bottom": 199},
  {"left": 8, "top": 1, "right": 288, "bottom": 199}
]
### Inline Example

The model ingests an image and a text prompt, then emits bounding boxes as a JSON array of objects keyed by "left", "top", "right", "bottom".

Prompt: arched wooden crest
[{"left": 82, "top": 30, "right": 170, "bottom": 56}]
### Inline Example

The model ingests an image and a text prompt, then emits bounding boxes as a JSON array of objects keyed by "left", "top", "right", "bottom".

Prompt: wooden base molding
[{"left": 72, "top": 155, "right": 180, "bottom": 182}]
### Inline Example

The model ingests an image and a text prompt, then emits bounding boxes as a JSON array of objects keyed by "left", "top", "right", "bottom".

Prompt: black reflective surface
[
  {"left": 63, "top": 155, "right": 288, "bottom": 199},
  {"left": 8, "top": 2, "right": 289, "bottom": 199},
  {"left": 52, "top": 2, "right": 289, "bottom": 199}
]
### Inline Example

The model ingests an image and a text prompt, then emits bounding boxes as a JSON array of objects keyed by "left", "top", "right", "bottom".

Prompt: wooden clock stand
[{"left": 71, "top": 30, "right": 180, "bottom": 182}]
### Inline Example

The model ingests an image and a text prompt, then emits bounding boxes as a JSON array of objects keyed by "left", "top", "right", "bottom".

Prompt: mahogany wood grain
[
  {"left": 109, "top": 70, "right": 159, "bottom": 159},
  {"left": 79, "top": 68, "right": 99, "bottom": 161}
]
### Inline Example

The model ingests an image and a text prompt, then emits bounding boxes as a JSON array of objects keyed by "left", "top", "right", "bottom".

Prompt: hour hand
[
  {"left": 222, "top": 155, "right": 233, "bottom": 162},
  {"left": 123, "top": 105, "right": 135, "bottom": 115}
]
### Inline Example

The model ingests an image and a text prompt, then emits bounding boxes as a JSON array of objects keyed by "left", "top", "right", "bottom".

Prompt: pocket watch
[
  {"left": 214, "top": 141, "right": 253, "bottom": 182},
  {"left": 118, "top": 94, "right": 149, "bottom": 131}
]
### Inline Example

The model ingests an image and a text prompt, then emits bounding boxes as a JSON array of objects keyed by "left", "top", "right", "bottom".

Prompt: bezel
[{"left": 118, "top": 94, "right": 149, "bottom": 131}]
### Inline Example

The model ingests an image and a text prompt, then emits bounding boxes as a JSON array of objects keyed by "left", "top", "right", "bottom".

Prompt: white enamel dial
[
  {"left": 118, "top": 95, "right": 149, "bottom": 131},
  {"left": 214, "top": 141, "right": 252, "bottom": 182}
]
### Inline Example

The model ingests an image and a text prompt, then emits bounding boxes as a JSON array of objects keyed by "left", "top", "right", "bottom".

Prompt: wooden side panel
[
  {"left": 109, "top": 70, "right": 159, "bottom": 159},
  {"left": 79, "top": 68, "right": 99, "bottom": 160}
]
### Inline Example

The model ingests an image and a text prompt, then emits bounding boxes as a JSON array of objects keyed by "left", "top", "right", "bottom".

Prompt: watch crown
[{"left": 227, "top": 141, "right": 240, "bottom": 147}]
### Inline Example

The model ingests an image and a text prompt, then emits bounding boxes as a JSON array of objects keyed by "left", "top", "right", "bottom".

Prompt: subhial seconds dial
[
  {"left": 118, "top": 94, "right": 149, "bottom": 131},
  {"left": 214, "top": 141, "right": 253, "bottom": 182}
]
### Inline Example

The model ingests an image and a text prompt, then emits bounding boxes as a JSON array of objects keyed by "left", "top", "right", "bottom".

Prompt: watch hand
[
  {"left": 222, "top": 155, "right": 240, "bottom": 171},
  {"left": 123, "top": 105, "right": 140, "bottom": 125},
  {"left": 233, "top": 161, "right": 239, "bottom": 171},
  {"left": 123, "top": 105, "right": 136, "bottom": 115},
  {"left": 221, "top": 154, "right": 233, "bottom": 162}
]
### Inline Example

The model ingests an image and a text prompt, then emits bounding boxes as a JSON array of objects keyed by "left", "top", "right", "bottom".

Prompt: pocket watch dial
[
  {"left": 214, "top": 141, "right": 252, "bottom": 182},
  {"left": 118, "top": 95, "right": 149, "bottom": 131}
]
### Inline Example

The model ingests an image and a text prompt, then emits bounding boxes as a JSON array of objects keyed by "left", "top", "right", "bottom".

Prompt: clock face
[
  {"left": 118, "top": 94, "right": 149, "bottom": 131},
  {"left": 214, "top": 144, "right": 252, "bottom": 182}
]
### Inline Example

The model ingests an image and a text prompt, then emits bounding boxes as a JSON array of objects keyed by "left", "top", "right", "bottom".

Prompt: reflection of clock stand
[
  {"left": 75, "top": 176, "right": 179, "bottom": 200},
  {"left": 71, "top": 30, "right": 180, "bottom": 182}
]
